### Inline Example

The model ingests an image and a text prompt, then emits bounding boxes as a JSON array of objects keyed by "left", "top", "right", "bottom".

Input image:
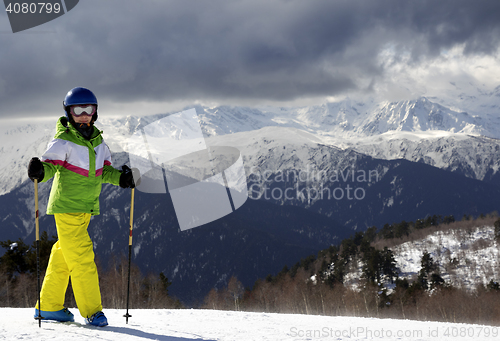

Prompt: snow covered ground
[{"left": 1, "top": 308, "right": 498, "bottom": 341}]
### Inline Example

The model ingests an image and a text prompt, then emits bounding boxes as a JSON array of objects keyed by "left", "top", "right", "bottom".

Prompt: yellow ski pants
[{"left": 36, "top": 213, "right": 102, "bottom": 318}]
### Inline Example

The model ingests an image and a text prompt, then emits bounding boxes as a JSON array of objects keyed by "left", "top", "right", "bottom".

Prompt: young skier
[{"left": 27, "top": 87, "right": 137, "bottom": 326}]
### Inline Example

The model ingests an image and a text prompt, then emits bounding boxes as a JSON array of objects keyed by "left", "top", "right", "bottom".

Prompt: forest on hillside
[{"left": 203, "top": 214, "right": 500, "bottom": 326}]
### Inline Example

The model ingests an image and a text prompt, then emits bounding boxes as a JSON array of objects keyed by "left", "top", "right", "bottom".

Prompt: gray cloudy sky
[{"left": 1, "top": 0, "right": 500, "bottom": 119}]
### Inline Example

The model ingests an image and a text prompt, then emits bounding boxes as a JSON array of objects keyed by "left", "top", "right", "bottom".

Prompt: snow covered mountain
[
  {"left": 197, "top": 91, "right": 500, "bottom": 139},
  {"left": 343, "top": 132, "right": 500, "bottom": 183},
  {"left": 197, "top": 97, "right": 500, "bottom": 187},
  {"left": 2, "top": 94, "right": 500, "bottom": 197},
  {"left": 355, "top": 98, "right": 496, "bottom": 137},
  {"left": 0, "top": 120, "right": 55, "bottom": 195}
]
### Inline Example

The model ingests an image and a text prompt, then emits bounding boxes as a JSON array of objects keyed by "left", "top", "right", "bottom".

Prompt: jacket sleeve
[
  {"left": 102, "top": 165, "right": 122, "bottom": 186},
  {"left": 100, "top": 142, "right": 122, "bottom": 186},
  {"left": 40, "top": 139, "right": 66, "bottom": 182}
]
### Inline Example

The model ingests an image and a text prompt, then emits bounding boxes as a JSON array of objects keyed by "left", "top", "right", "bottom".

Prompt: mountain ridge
[{"left": 2, "top": 95, "right": 499, "bottom": 196}]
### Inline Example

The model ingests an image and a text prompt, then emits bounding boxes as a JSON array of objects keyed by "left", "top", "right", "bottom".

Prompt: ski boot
[
  {"left": 85, "top": 311, "right": 108, "bottom": 327},
  {"left": 34, "top": 307, "right": 74, "bottom": 322}
]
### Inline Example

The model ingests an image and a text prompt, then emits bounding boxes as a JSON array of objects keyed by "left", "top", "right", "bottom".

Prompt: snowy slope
[
  {"left": 0, "top": 119, "right": 55, "bottom": 195},
  {"left": 1, "top": 308, "right": 497, "bottom": 341},
  {"left": 393, "top": 225, "right": 500, "bottom": 290},
  {"left": 341, "top": 132, "right": 500, "bottom": 181},
  {"left": 429, "top": 82, "right": 500, "bottom": 119},
  {"left": 342, "top": 223, "right": 500, "bottom": 294}
]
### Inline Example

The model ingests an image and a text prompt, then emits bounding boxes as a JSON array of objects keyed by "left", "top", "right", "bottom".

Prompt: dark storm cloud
[
  {"left": 381, "top": 0, "right": 500, "bottom": 58},
  {"left": 0, "top": 0, "right": 499, "bottom": 118}
]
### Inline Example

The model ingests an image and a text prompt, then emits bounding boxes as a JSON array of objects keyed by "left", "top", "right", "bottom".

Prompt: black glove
[
  {"left": 28, "top": 157, "right": 44, "bottom": 182},
  {"left": 119, "top": 165, "right": 141, "bottom": 188}
]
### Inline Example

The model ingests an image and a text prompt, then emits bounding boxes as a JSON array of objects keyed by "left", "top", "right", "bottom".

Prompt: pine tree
[
  {"left": 381, "top": 247, "right": 398, "bottom": 283},
  {"left": 0, "top": 232, "right": 56, "bottom": 279},
  {"left": 362, "top": 246, "right": 381, "bottom": 283},
  {"left": 487, "top": 279, "right": 500, "bottom": 291},
  {"left": 159, "top": 272, "right": 172, "bottom": 294},
  {"left": 417, "top": 251, "right": 439, "bottom": 290},
  {"left": 394, "top": 221, "right": 410, "bottom": 238},
  {"left": 380, "top": 223, "right": 394, "bottom": 239},
  {"left": 494, "top": 219, "right": 500, "bottom": 241}
]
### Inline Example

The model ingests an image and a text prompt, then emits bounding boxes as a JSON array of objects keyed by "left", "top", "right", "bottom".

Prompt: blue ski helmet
[{"left": 63, "top": 87, "right": 98, "bottom": 122}]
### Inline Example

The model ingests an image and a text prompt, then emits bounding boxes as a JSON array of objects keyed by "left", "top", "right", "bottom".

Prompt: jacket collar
[{"left": 58, "top": 116, "right": 101, "bottom": 141}]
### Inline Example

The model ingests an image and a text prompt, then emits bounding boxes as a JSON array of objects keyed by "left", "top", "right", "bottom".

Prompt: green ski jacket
[{"left": 40, "top": 116, "right": 122, "bottom": 215}]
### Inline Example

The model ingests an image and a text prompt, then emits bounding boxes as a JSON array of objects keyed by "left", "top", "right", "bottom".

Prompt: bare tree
[{"left": 227, "top": 276, "right": 244, "bottom": 311}]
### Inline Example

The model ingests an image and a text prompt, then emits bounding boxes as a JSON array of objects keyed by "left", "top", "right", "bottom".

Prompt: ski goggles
[{"left": 70, "top": 104, "right": 96, "bottom": 117}]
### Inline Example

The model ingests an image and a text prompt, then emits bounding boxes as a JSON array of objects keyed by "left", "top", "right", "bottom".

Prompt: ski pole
[
  {"left": 34, "top": 179, "right": 42, "bottom": 328},
  {"left": 124, "top": 187, "right": 135, "bottom": 324}
]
